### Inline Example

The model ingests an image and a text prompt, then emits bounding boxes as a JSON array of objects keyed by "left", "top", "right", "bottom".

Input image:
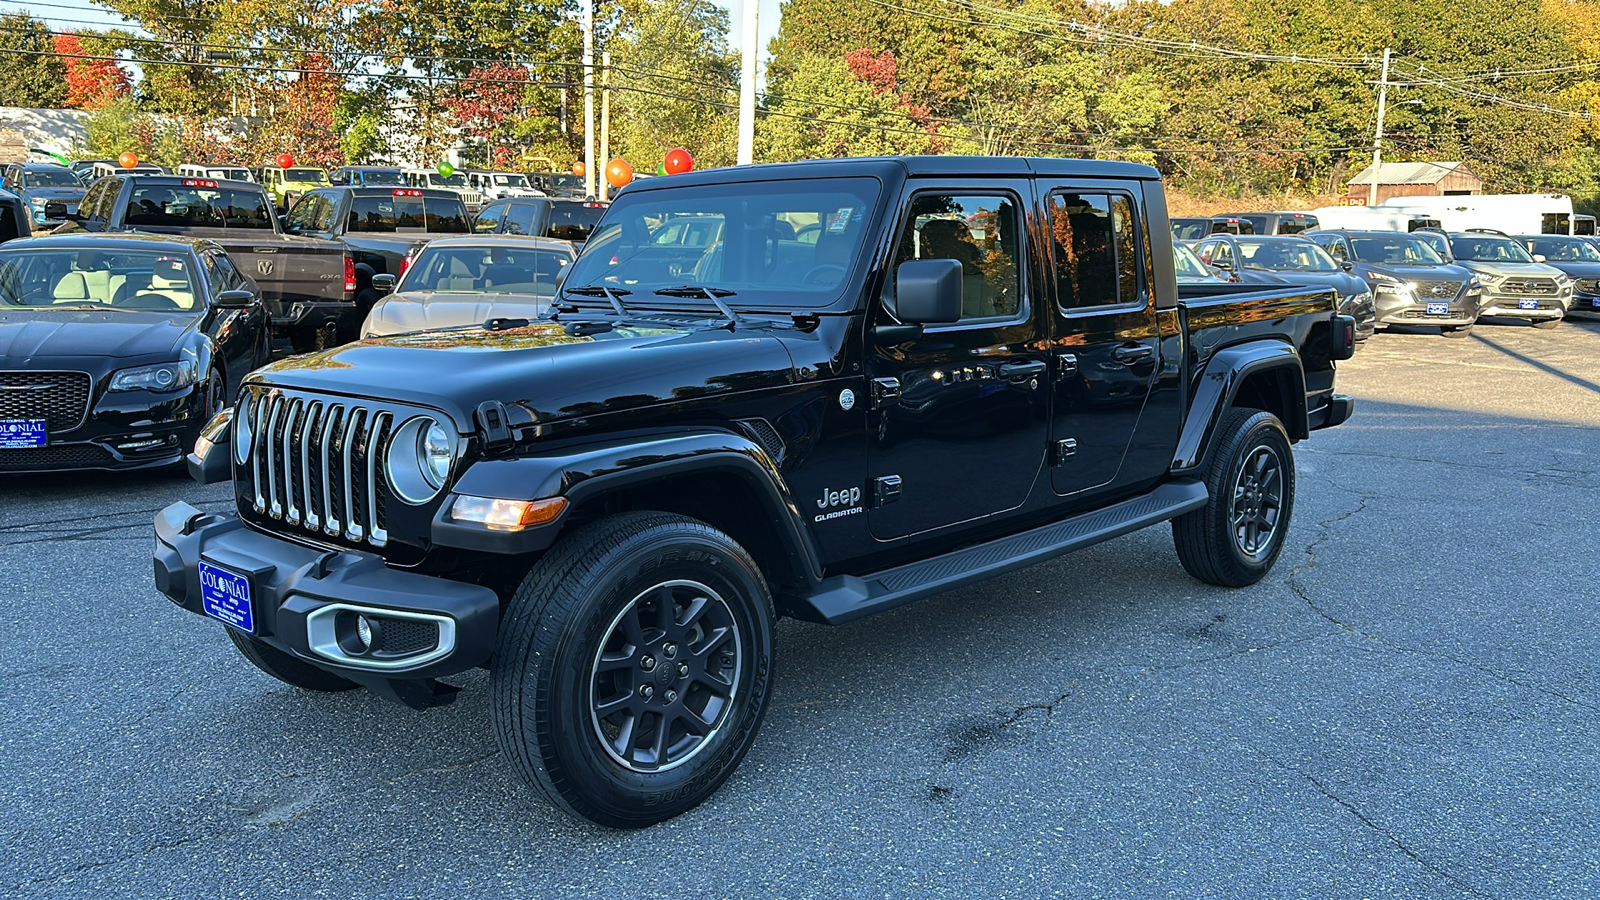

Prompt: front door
[
  {"left": 866, "top": 184, "right": 1049, "bottom": 540},
  {"left": 1041, "top": 188, "right": 1160, "bottom": 496}
]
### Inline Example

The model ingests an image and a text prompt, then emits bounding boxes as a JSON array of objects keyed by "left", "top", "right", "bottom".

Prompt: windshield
[
  {"left": 286, "top": 168, "right": 325, "bottom": 183},
  {"left": 551, "top": 174, "right": 583, "bottom": 190},
  {"left": 494, "top": 174, "right": 530, "bottom": 187},
  {"left": 125, "top": 184, "right": 275, "bottom": 229},
  {"left": 1238, "top": 216, "right": 1269, "bottom": 235},
  {"left": 206, "top": 168, "right": 251, "bottom": 182},
  {"left": 358, "top": 170, "right": 405, "bottom": 185},
  {"left": 1171, "top": 220, "right": 1209, "bottom": 241},
  {"left": 1172, "top": 242, "right": 1216, "bottom": 279},
  {"left": 549, "top": 202, "right": 606, "bottom": 241},
  {"left": 562, "top": 176, "right": 881, "bottom": 308},
  {"left": 430, "top": 173, "right": 466, "bottom": 187},
  {"left": 1451, "top": 235, "right": 1534, "bottom": 263},
  {"left": 348, "top": 195, "right": 469, "bottom": 233},
  {"left": 1349, "top": 236, "right": 1446, "bottom": 266},
  {"left": 399, "top": 244, "right": 571, "bottom": 296},
  {"left": 0, "top": 249, "right": 198, "bottom": 311},
  {"left": 1237, "top": 239, "right": 1339, "bottom": 271},
  {"left": 27, "top": 168, "right": 80, "bottom": 187},
  {"left": 1527, "top": 237, "right": 1600, "bottom": 262}
]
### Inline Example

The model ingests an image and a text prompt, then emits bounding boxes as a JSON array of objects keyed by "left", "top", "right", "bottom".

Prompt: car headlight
[
  {"left": 233, "top": 390, "right": 254, "bottom": 464},
  {"left": 1369, "top": 271, "right": 1399, "bottom": 283},
  {"left": 108, "top": 360, "right": 197, "bottom": 392},
  {"left": 386, "top": 415, "right": 455, "bottom": 504},
  {"left": 1477, "top": 272, "right": 1506, "bottom": 287}
]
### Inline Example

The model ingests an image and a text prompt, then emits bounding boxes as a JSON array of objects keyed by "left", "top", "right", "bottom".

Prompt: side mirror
[
  {"left": 371, "top": 273, "right": 397, "bottom": 293},
  {"left": 1340, "top": 260, "right": 1354, "bottom": 272},
  {"left": 215, "top": 289, "right": 256, "bottom": 309},
  {"left": 1532, "top": 254, "right": 1547, "bottom": 263},
  {"left": 44, "top": 202, "right": 70, "bottom": 220},
  {"left": 1212, "top": 258, "right": 1235, "bottom": 271},
  {"left": 885, "top": 259, "right": 963, "bottom": 337}
]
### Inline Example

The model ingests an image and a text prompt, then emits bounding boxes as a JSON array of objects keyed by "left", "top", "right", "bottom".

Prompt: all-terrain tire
[
  {"left": 491, "top": 511, "right": 776, "bottom": 828},
  {"left": 1172, "top": 408, "right": 1295, "bottom": 587},
  {"left": 1440, "top": 325, "right": 1473, "bottom": 338},
  {"left": 1532, "top": 317, "right": 1562, "bottom": 330},
  {"left": 226, "top": 629, "right": 359, "bottom": 692}
]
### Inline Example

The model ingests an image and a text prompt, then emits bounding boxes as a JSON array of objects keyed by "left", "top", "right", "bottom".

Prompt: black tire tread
[
  {"left": 1172, "top": 408, "right": 1293, "bottom": 588},
  {"left": 225, "top": 628, "right": 359, "bottom": 692}
]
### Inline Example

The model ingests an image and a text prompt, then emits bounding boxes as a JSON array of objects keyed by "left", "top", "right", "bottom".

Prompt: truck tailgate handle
[{"left": 1113, "top": 344, "right": 1154, "bottom": 364}]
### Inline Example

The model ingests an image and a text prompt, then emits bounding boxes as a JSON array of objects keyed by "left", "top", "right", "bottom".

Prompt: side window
[
  {"left": 84, "top": 180, "right": 116, "bottom": 223},
  {"left": 213, "top": 252, "right": 244, "bottom": 288},
  {"left": 1319, "top": 236, "right": 1347, "bottom": 261},
  {"left": 892, "top": 193, "right": 1022, "bottom": 322},
  {"left": 503, "top": 202, "right": 537, "bottom": 235},
  {"left": 1195, "top": 239, "right": 1217, "bottom": 262},
  {"left": 307, "top": 195, "right": 337, "bottom": 233},
  {"left": 1047, "top": 192, "right": 1138, "bottom": 309},
  {"left": 473, "top": 203, "right": 506, "bottom": 233},
  {"left": 203, "top": 251, "right": 228, "bottom": 298},
  {"left": 283, "top": 193, "right": 320, "bottom": 234},
  {"left": 1212, "top": 241, "right": 1234, "bottom": 266}
]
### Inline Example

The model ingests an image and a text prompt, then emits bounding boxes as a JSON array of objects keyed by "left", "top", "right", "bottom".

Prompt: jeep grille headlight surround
[{"left": 386, "top": 415, "right": 455, "bottom": 505}]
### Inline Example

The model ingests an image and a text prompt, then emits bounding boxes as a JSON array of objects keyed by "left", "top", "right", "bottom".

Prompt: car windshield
[
  {"left": 1527, "top": 237, "right": 1600, "bottom": 262},
  {"left": 1349, "top": 236, "right": 1446, "bottom": 266},
  {"left": 286, "top": 168, "right": 325, "bottom": 183},
  {"left": 1171, "top": 221, "right": 1209, "bottom": 241},
  {"left": 1237, "top": 239, "right": 1339, "bottom": 271},
  {"left": 430, "top": 174, "right": 466, "bottom": 187},
  {"left": 1451, "top": 236, "right": 1534, "bottom": 263},
  {"left": 548, "top": 202, "right": 606, "bottom": 241},
  {"left": 551, "top": 174, "right": 583, "bottom": 190},
  {"left": 399, "top": 244, "right": 571, "bottom": 296},
  {"left": 1172, "top": 242, "right": 1215, "bottom": 279},
  {"left": 0, "top": 249, "right": 198, "bottom": 311},
  {"left": 125, "top": 184, "right": 275, "bottom": 229},
  {"left": 494, "top": 174, "right": 530, "bottom": 187},
  {"left": 358, "top": 170, "right": 405, "bottom": 185},
  {"left": 562, "top": 176, "right": 881, "bottom": 308},
  {"left": 27, "top": 168, "right": 80, "bottom": 187},
  {"left": 206, "top": 168, "right": 250, "bottom": 182}
]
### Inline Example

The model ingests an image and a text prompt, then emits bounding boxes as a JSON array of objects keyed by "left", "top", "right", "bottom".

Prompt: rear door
[
  {"left": 865, "top": 180, "right": 1049, "bottom": 539},
  {"left": 1041, "top": 186, "right": 1160, "bottom": 497}
]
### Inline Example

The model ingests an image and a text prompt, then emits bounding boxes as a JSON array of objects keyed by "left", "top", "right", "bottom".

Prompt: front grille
[
  {"left": 1412, "top": 280, "right": 1464, "bottom": 300},
  {"left": 0, "top": 443, "right": 113, "bottom": 471},
  {"left": 0, "top": 371, "right": 92, "bottom": 431},
  {"left": 1500, "top": 278, "right": 1557, "bottom": 295},
  {"left": 244, "top": 389, "right": 396, "bottom": 547}
]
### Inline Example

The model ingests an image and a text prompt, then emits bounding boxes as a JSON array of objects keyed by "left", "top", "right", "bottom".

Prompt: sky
[{"left": 25, "top": 0, "right": 785, "bottom": 65}]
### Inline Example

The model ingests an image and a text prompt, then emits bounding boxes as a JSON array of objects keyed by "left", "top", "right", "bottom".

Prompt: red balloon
[
  {"left": 663, "top": 148, "right": 693, "bottom": 175},
  {"left": 117, "top": 151, "right": 139, "bottom": 169},
  {"left": 605, "top": 158, "right": 634, "bottom": 189},
  {"left": 275, "top": 153, "right": 295, "bottom": 169},
  {"left": 571, "top": 161, "right": 586, "bottom": 177}
]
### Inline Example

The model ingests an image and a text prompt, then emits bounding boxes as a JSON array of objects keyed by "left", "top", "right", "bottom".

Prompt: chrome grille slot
[
  {"left": 343, "top": 408, "right": 366, "bottom": 542},
  {"left": 281, "top": 398, "right": 303, "bottom": 524},
  {"left": 299, "top": 401, "right": 322, "bottom": 531},
  {"left": 321, "top": 404, "right": 344, "bottom": 535},
  {"left": 366, "top": 411, "right": 392, "bottom": 546},
  {"left": 265, "top": 394, "right": 285, "bottom": 518}
]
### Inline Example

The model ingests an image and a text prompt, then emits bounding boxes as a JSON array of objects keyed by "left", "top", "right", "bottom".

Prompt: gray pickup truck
[{"left": 58, "top": 174, "right": 355, "bottom": 351}]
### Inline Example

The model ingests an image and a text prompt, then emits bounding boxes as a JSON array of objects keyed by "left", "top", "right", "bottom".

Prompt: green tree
[
  {"left": 758, "top": 53, "right": 936, "bottom": 160},
  {"left": 0, "top": 13, "right": 69, "bottom": 108},
  {"left": 605, "top": 0, "right": 739, "bottom": 170},
  {"left": 81, "top": 97, "right": 148, "bottom": 157}
]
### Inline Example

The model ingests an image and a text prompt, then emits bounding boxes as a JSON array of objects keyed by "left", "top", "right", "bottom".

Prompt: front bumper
[
  {"left": 1373, "top": 288, "right": 1478, "bottom": 327},
  {"left": 1568, "top": 288, "right": 1600, "bottom": 316},
  {"left": 1478, "top": 290, "right": 1567, "bottom": 320},
  {"left": 153, "top": 502, "right": 501, "bottom": 701},
  {"left": 0, "top": 383, "right": 207, "bottom": 474}
]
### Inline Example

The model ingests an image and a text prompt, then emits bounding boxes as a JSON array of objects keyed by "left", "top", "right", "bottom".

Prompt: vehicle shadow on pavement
[{"left": 1470, "top": 322, "right": 1600, "bottom": 398}]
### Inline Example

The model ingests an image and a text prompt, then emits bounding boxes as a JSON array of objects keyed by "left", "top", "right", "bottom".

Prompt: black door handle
[
  {"left": 1113, "top": 345, "right": 1154, "bottom": 364},
  {"left": 996, "top": 360, "right": 1047, "bottom": 381}
]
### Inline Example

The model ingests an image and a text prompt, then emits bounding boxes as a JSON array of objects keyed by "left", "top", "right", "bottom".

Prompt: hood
[
  {"left": 1457, "top": 260, "right": 1568, "bottom": 279},
  {"left": 0, "top": 308, "right": 196, "bottom": 365},
  {"left": 1246, "top": 269, "right": 1366, "bottom": 296},
  {"left": 252, "top": 317, "right": 798, "bottom": 430},
  {"left": 364, "top": 292, "right": 554, "bottom": 337},
  {"left": 1539, "top": 260, "right": 1600, "bottom": 280},
  {"left": 22, "top": 188, "right": 86, "bottom": 203},
  {"left": 1358, "top": 262, "right": 1474, "bottom": 283}
]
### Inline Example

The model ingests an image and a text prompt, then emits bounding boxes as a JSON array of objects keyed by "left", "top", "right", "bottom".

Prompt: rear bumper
[
  {"left": 1310, "top": 394, "right": 1354, "bottom": 431},
  {"left": 153, "top": 502, "right": 502, "bottom": 694},
  {"left": 266, "top": 299, "right": 359, "bottom": 331}
]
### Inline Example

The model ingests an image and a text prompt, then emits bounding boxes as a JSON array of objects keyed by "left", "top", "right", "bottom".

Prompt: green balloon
[
  {"left": 656, "top": 162, "right": 668, "bottom": 176},
  {"left": 437, "top": 161, "right": 455, "bottom": 178}
]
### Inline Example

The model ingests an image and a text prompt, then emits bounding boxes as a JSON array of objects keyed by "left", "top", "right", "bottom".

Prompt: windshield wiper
[
  {"left": 564, "top": 284, "right": 633, "bottom": 317},
  {"left": 654, "top": 285, "right": 741, "bottom": 326}
]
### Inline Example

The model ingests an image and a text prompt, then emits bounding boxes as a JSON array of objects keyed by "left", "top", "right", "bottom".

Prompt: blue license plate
[
  {"left": 0, "top": 419, "right": 46, "bottom": 448},
  {"left": 198, "top": 560, "right": 254, "bottom": 632},
  {"left": 1591, "top": 298, "right": 1599, "bottom": 308},
  {"left": 1518, "top": 299, "right": 1539, "bottom": 310},
  {"left": 1425, "top": 303, "right": 1449, "bottom": 316}
]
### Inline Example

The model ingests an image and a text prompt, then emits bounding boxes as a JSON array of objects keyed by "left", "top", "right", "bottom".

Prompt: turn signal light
[{"left": 449, "top": 495, "right": 568, "bottom": 531}]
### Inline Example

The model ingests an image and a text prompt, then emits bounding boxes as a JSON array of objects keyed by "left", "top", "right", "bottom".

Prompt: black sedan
[
  {"left": 0, "top": 234, "right": 271, "bottom": 473},
  {"left": 1193, "top": 233, "right": 1377, "bottom": 341}
]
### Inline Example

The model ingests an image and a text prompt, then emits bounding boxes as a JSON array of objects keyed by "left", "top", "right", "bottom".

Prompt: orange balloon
[
  {"left": 605, "top": 158, "right": 634, "bottom": 188},
  {"left": 664, "top": 147, "right": 693, "bottom": 175},
  {"left": 118, "top": 151, "right": 139, "bottom": 169},
  {"left": 275, "top": 153, "right": 295, "bottom": 169},
  {"left": 571, "top": 161, "right": 586, "bottom": 177}
]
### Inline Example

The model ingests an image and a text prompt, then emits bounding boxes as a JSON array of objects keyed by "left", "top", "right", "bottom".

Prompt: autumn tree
[{"left": 53, "top": 33, "right": 132, "bottom": 109}]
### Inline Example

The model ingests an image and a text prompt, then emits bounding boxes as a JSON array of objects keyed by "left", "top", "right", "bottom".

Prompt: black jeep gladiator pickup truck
[
  {"left": 58, "top": 174, "right": 355, "bottom": 351},
  {"left": 153, "top": 157, "right": 1355, "bottom": 828}
]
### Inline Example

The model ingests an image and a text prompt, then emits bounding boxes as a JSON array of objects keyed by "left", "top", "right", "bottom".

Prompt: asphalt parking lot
[{"left": 4, "top": 317, "right": 1600, "bottom": 898}]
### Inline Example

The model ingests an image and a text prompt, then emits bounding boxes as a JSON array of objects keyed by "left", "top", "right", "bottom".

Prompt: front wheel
[
  {"left": 1440, "top": 324, "right": 1473, "bottom": 338},
  {"left": 1172, "top": 408, "right": 1295, "bottom": 587},
  {"left": 1532, "top": 317, "right": 1562, "bottom": 330},
  {"left": 492, "top": 512, "right": 776, "bottom": 828}
]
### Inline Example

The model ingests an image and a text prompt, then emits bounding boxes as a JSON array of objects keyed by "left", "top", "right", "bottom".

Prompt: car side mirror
[
  {"left": 371, "top": 273, "right": 397, "bottom": 293},
  {"left": 43, "top": 202, "right": 72, "bottom": 221},
  {"left": 882, "top": 259, "right": 963, "bottom": 341},
  {"left": 1340, "top": 260, "right": 1354, "bottom": 272},
  {"left": 1532, "top": 254, "right": 1547, "bottom": 263},
  {"left": 1212, "top": 258, "right": 1234, "bottom": 271},
  {"left": 215, "top": 289, "right": 255, "bottom": 309}
]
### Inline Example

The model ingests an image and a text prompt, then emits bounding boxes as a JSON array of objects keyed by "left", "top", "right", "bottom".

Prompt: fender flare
[
  {"left": 352, "top": 261, "right": 379, "bottom": 290},
  {"left": 1172, "top": 340, "right": 1307, "bottom": 473},
  {"left": 430, "top": 430, "right": 824, "bottom": 585}
]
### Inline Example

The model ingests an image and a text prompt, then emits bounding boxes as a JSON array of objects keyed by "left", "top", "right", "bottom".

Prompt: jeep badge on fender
[{"left": 153, "top": 156, "right": 1354, "bottom": 829}]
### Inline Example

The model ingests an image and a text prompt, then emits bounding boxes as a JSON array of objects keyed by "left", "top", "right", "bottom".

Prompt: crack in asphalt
[
  {"left": 1364, "top": 643, "right": 1600, "bottom": 715},
  {"left": 1301, "top": 447, "right": 1600, "bottom": 487},
  {"left": 1288, "top": 493, "right": 1376, "bottom": 637}
]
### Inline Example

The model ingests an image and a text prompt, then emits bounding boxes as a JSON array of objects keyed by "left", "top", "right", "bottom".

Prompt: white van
[
  {"left": 403, "top": 169, "right": 485, "bottom": 209},
  {"left": 177, "top": 163, "right": 255, "bottom": 183},
  {"left": 1374, "top": 194, "right": 1576, "bottom": 235},
  {"left": 89, "top": 161, "right": 165, "bottom": 179}
]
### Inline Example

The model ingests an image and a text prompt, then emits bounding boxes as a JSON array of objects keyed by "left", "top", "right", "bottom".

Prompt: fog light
[
  {"left": 449, "top": 495, "right": 567, "bottom": 531},
  {"left": 356, "top": 615, "right": 373, "bottom": 650}
]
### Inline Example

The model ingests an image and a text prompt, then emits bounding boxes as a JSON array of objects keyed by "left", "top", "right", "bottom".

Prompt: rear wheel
[
  {"left": 1532, "top": 317, "right": 1562, "bottom": 330},
  {"left": 1173, "top": 408, "right": 1295, "bottom": 587},
  {"left": 492, "top": 511, "right": 776, "bottom": 828},
  {"left": 226, "top": 629, "right": 359, "bottom": 692}
]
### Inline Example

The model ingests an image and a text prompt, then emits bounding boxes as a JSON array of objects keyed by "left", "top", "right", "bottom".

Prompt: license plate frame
[
  {"left": 0, "top": 419, "right": 47, "bottom": 449},
  {"left": 198, "top": 560, "right": 255, "bottom": 633},
  {"left": 1518, "top": 299, "right": 1540, "bottom": 310},
  {"left": 1425, "top": 303, "right": 1450, "bottom": 316}
]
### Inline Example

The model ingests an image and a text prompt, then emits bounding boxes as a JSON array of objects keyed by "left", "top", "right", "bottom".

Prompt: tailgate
[{"left": 218, "top": 238, "right": 346, "bottom": 304}]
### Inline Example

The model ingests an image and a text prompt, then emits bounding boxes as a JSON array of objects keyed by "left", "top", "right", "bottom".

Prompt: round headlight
[
  {"left": 233, "top": 391, "right": 254, "bottom": 465},
  {"left": 386, "top": 416, "right": 454, "bottom": 505}
]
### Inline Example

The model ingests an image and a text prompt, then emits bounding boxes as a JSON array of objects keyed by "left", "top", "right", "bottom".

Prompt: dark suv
[
  {"left": 472, "top": 197, "right": 608, "bottom": 250},
  {"left": 1309, "top": 230, "right": 1482, "bottom": 336}
]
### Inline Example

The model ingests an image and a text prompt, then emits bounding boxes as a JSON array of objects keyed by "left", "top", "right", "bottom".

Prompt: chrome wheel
[
  {"left": 1230, "top": 445, "right": 1284, "bottom": 560},
  {"left": 589, "top": 579, "right": 742, "bottom": 773}
]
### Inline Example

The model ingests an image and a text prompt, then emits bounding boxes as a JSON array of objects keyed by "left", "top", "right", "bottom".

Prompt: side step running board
[{"left": 802, "top": 479, "right": 1209, "bottom": 625}]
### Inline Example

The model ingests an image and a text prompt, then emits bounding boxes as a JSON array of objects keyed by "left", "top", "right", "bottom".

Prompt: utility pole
[
  {"left": 600, "top": 51, "right": 612, "bottom": 201},
  {"left": 736, "top": 0, "right": 758, "bottom": 165},
  {"left": 582, "top": 0, "right": 597, "bottom": 198},
  {"left": 1367, "top": 46, "right": 1392, "bottom": 207}
]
